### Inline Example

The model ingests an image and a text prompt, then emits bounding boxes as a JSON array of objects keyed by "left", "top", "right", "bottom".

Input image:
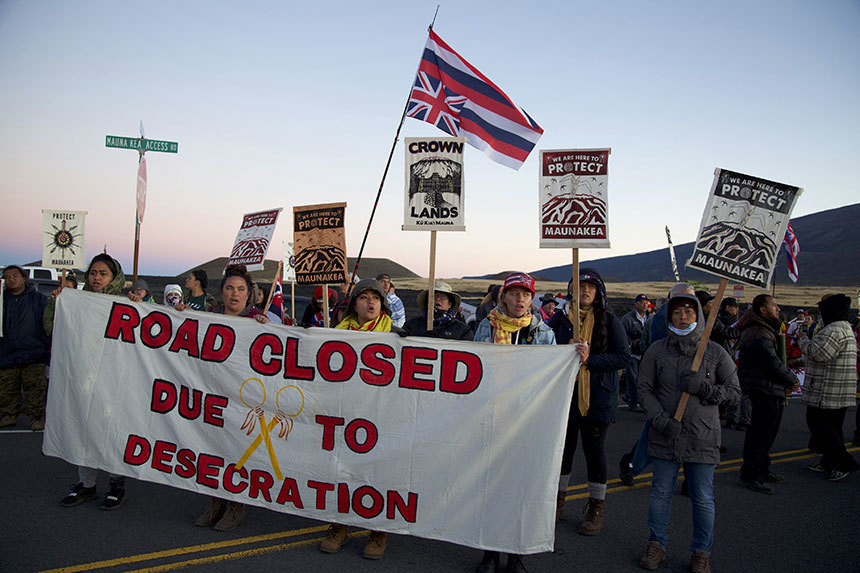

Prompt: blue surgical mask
[{"left": 668, "top": 322, "right": 697, "bottom": 336}]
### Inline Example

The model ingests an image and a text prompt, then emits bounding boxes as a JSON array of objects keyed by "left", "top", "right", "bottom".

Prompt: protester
[
  {"left": 63, "top": 274, "right": 78, "bottom": 289},
  {"left": 184, "top": 269, "right": 215, "bottom": 311},
  {"left": 637, "top": 292, "right": 740, "bottom": 572},
  {"left": 301, "top": 285, "right": 337, "bottom": 327},
  {"left": 639, "top": 296, "right": 667, "bottom": 353},
  {"left": 719, "top": 297, "right": 750, "bottom": 430},
  {"left": 547, "top": 269, "right": 628, "bottom": 536},
  {"left": 376, "top": 273, "right": 405, "bottom": 328},
  {"left": 126, "top": 278, "right": 155, "bottom": 303},
  {"left": 621, "top": 294, "right": 650, "bottom": 412},
  {"left": 736, "top": 294, "right": 799, "bottom": 493},
  {"left": 0, "top": 265, "right": 50, "bottom": 430},
  {"left": 193, "top": 265, "right": 268, "bottom": 532},
  {"left": 475, "top": 284, "right": 501, "bottom": 325},
  {"left": 163, "top": 284, "right": 183, "bottom": 308},
  {"left": 538, "top": 294, "right": 557, "bottom": 322},
  {"left": 472, "top": 271, "right": 556, "bottom": 573},
  {"left": 798, "top": 294, "right": 860, "bottom": 481},
  {"left": 46, "top": 254, "right": 131, "bottom": 510},
  {"left": 404, "top": 280, "right": 472, "bottom": 340},
  {"left": 320, "top": 278, "right": 401, "bottom": 559}
]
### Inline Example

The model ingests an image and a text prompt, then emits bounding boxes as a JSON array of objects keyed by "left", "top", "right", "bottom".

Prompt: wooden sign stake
[
  {"left": 570, "top": 248, "right": 581, "bottom": 340},
  {"left": 426, "top": 231, "right": 437, "bottom": 333}
]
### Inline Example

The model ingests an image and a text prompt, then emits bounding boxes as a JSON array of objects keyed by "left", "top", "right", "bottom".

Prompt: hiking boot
[
  {"left": 578, "top": 498, "right": 604, "bottom": 536},
  {"left": 319, "top": 523, "right": 349, "bottom": 554},
  {"left": 195, "top": 497, "right": 228, "bottom": 527},
  {"left": 0, "top": 414, "right": 16, "bottom": 428},
  {"left": 764, "top": 471, "right": 785, "bottom": 483},
  {"left": 826, "top": 470, "right": 849, "bottom": 482},
  {"left": 639, "top": 541, "right": 665, "bottom": 570},
  {"left": 505, "top": 553, "right": 527, "bottom": 572},
  {"left": 619, "top": 452, "right": 635, "bottom": 487},
  {"left": 30, "top": 418, "right": 45, "bottom": 431},
  {"left": 99, "top": 478, "right": 125, "bottom": 510},
  {"left": 214, "top": 502, "right": 245, "bottom": 531},
  {"left": 363, "top": 531, "right": 387, "bottom": 560},
  {"left": 60, "top": 482, "right": 97, "bottom": 507},
  {"left": 806, "top": 462, "right": 825, "bottom": 473},
  {"left": 556, "top": 491, "right": 567, "bottom": 521},
  {"left": 689, "top": 549, "right": 711, "bottom": 573},
  {"left": 738, "top": 478, "right": 774, "bottom": 494},
  {"left": 476, "top": 550, "right": 500, "bottom": 572}
]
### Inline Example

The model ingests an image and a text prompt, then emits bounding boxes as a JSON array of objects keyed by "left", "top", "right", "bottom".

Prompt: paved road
[{"left": 2, "top": 401, "right": 857, "bottom": 573}]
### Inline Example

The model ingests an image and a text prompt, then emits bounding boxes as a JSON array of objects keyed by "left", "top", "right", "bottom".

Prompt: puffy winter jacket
[
  {"left": 0, "top": 284, "right": 50, "bottom": 368},
  {"left": 404, "top": 314, "right": 473, "bottom": 340},
  {"left": 737, "top": 309, "right": 796, "bottom": 399}
]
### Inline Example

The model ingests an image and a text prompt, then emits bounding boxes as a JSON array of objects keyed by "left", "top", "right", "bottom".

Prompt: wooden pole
[
  {"left": 290, "top": 281, "right": 295, "bottom": 325},
  {"left": 132, "top": 218, "right": 140, "bottom": 284},
  {"left": 570, "top": 248, "right": 581, "bottom": 339},
  {"left": 322, "top": 283, "right": 330, "bottom": 328},
  {"left": 264, "top": 260, "right": 283, "bottom": 312},
  {"left": 426, "top": 231, "right": 437, "bottom": 332},
  {"left": 674, "top": 277, "right": 729, "bottom": 421}
]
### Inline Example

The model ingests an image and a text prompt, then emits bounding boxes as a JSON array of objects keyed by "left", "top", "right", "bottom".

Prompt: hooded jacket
[
  {"left": 43, "top": 256, "right": 126, "bottom": 336},
  {"left": 0, "top": 283, "right": 50, "bottom": 368},
  {"left": 736, "top": 308, "right": 796, "bottom": 398},
  {"left": 638, "top": 293, "right": 740, "bottom": 464}
]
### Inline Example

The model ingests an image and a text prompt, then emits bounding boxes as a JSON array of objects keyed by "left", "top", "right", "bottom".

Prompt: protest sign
[
  {"left": 687, "top": 168, "right": 802, "bottom": 289},
  {"left": 227, "top": 209, "right": 283, "bottom": 272},
  {"left": 44, "top": 290, "right": 578, "bottom": 554},
  {"left": 293, "top": 203, "right": 347, "bottom": 285},
  {"left": 41, "top": 210, "right": 87, "bottom": 269},
  {"left": 539, "top": 149, "right": 611, "bottom": 248},
  {"left": 403, "top": 137, "right": 465, "bottom": 231},
  {"left": 283, "top": 242, "right": 296, "bottom": 283}
]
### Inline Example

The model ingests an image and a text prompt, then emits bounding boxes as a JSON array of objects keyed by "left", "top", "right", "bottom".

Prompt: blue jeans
[{"left": 648, "top": 458, "right": 715, "bottom": 553}]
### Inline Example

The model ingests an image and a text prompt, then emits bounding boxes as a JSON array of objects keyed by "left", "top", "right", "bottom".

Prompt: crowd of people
[{"left": 1, "top": 257, "right": 859, "bottom": 572}]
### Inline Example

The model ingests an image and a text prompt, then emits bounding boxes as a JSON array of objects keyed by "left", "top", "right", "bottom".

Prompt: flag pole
[
  {"left": 426, "top": 231, "right": 437, "bottom": 332},
  {"left": 348, "top": 13, "right": 440, "bottom": 296},
  {"left": 264, "top": 260, "right": 283, "bottom": 311}
]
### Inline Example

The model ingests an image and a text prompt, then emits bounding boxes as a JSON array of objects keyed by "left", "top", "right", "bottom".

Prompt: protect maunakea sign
[
  {"left": 539, "top": 148, "right": 611, "bottom": 248},
  {"left": 283, "top": 242, "right": 296, "bottom": 283},
  {"left": 293, "top": 202, "right": 347, "bottom": 285},
  {"left": 403, "top": 137, "right": 465, "bottom": 231},
  {"left": 227, "top": 208, "right": 283, "bottom": 272},
  {"left": 43, "top": 290, "right": 579, "bottom": 553},
  {"left": 687, "top": 168, "right": 802, "bottom": 289},
  {"left": 41, "top": 210, "right": 87, "bottom": 269}
]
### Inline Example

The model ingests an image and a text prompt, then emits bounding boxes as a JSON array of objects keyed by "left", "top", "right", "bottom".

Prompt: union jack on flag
[
  {"left": 406, "top": 29, "right": 543, "bottom": 170},
  {"left": 269, "top": 273, "right": 286, "bottom": 323},
  {"left": 783, "top": 222, "right": 800, "bottom": 283}
]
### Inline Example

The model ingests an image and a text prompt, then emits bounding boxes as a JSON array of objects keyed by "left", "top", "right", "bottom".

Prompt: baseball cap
[{"left": 503, "top": 272, "right": 535, "bottom": 294}]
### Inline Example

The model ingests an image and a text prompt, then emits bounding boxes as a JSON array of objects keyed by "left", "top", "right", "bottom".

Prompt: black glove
[
  {"left": 396, "top": 330, "right": 409, "bottom": 338},
  {"left": 653, "top": 414, "right": 682, "bottom": 439},
  {"left": 680, "top": 370, "right": 703, "bottom": 396}
]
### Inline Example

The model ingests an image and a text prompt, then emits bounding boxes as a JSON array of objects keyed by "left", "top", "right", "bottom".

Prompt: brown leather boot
[
  {"left": 689, "top": 550, "right": 711, "bottom": 573},
  {"left": 213, "top": 502, "right": 245, "bottom": 531},
  {"left": 363, "top": 531, "right": 388, "bottom": 560},
  {"left": 639, "top": 541, "right": 665, "bottom": 570},
  {"left": 319, "top": 524, "right": 350, "bottom": 553},
  {"left": 556, "top": 491, "right": 567, "bottom": 521},
  {"left": 194, "top": 497, "right": 227, "bottom": 527},
  {"left": 578, "top": 498, "right": 604, "bottom": 536}
]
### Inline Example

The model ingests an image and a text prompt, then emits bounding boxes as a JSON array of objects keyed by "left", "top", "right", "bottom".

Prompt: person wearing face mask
[
  {"left": 636, "top": 292, "right": 740, "bottom": 573},
  {"left": 404, "top": 280, "right": 472, "bottom": 340},
  {"left": 547, "top": 268, "right": 629, "bottom": 536}
]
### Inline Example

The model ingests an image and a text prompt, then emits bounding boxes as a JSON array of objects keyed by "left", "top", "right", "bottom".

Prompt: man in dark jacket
[
  {"left": 737, "top": 294, "right": 798, "bottom": 493},
  {"left": 404, "top": 280, "right": 472, "bottom": 340},
  {"left": 621, "top": 294, "right": 650, "bottom": 412},
  {"left": 1, "top": 265, "right": 50, "bottom": 430}
]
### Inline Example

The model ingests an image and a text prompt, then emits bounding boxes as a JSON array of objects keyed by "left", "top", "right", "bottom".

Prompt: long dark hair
[{"left": 589, "top": 292, "right": 609, "bottom": 354}]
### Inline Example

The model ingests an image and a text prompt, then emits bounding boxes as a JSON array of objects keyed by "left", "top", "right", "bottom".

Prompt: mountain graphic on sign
[
  {"left": 695, "top": 222, "right": 777, "bottom": 270},
  {"left": 541, "top": 195, "right": 606, "bottom": 226}
]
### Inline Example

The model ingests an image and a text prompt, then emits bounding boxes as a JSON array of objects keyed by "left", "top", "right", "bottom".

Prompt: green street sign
[{"left": 105, "top": 135, "right": 179, "bottom": 154}]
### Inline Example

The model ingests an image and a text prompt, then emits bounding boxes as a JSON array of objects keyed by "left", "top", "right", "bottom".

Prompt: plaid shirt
[{"left": 799, "top": 320, "right": 858, "bottom": 409}]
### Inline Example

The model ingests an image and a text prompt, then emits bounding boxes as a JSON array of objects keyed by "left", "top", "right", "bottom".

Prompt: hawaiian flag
[
  {"left": 783, "top": 222, "right": 800, "bottom": 283},
  {"left": 269, "top": 273, "right": 286, "bottom": 323},
  {"left": 407, "top": 29, "right": 543, "bottom": 170}
]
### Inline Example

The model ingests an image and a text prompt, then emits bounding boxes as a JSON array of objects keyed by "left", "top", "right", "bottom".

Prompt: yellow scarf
[
  {"left": 335, "top": 313, "right": 393, "bottom": 332},
  {"left": 488, "top": 307, "right": 532, "bottom": 344},
  {"left": 576, "top": 307, "right": 595, "bottom": 416}
]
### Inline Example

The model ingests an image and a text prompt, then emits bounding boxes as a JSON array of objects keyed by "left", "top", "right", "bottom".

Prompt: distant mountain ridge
[{"left": 466, "top": 203, "right": 860, "bottom": 285}]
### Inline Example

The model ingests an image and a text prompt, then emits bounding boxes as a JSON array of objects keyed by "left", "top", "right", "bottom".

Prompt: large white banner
[
  {"left": 41, "top": 210, "right": 87, "bottom": 269},
  {"left": 44, "top": 290, "right": 578, "bottom": 554}
]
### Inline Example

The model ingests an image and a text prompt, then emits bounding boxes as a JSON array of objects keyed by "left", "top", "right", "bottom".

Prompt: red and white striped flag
[{"left": 783, "top": 222, "right": 800, "bottom": 283}]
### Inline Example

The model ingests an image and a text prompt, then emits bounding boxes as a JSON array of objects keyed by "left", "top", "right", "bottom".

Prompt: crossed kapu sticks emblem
[{"left": 235, "top": 378, "right": 304, "bottom": 481}]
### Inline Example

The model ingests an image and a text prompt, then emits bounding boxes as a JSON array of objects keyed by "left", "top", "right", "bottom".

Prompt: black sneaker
[
  {"left": 60, "top": 482, "right": 97, "bottom": 507},
  {"left": 764, "top": 471, "right": 785, "bottom": 483},
  {"left": 826, "top": 470, "right": 849, "bottom": 482},
  {"left": 738, "top": 479, "right": 775, "bottom": 494},
  {"left": 99, "top": 479, "right": 126, "bottom": 510},
  {"left": 807, "top": 462, "right": 825, "bottom": 473},
  {"left": 619, "top": 453, "right": 635, "bottom": 487}
]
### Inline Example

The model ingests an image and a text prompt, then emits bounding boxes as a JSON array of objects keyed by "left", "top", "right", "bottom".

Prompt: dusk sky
[{"left": 1, "top": 1, "right": 858, "bottom": 279}]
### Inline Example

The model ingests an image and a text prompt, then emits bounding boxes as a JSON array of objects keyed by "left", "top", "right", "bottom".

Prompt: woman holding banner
[
  {"left": 46, "top": 254, "right": 132, "bottom": 511},
  {"left": 548, "top": 268, "right": 629, "bottom": 536},
  {"left": 472, "top": 271, "right": 555, "bottom": 573},
  {"left": 193, "top": 265, "right": 268, "bottom": 531},
  {"left": 636, "top": 292, "right": 739, "bottom": 573}
]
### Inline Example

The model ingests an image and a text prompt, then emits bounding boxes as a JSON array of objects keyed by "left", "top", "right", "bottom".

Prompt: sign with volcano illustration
[
  {"left": 403, "top": 137, "right": 465, "bottom": 231},
  {"left": 539, "top": 148, "right": 610, "bottom": 248},
  {"left": 293, "top": 202, "right": 348, "bottom": 285},
  {"left": 687, "top": 168, "right": 803, "bottom": 289}
]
